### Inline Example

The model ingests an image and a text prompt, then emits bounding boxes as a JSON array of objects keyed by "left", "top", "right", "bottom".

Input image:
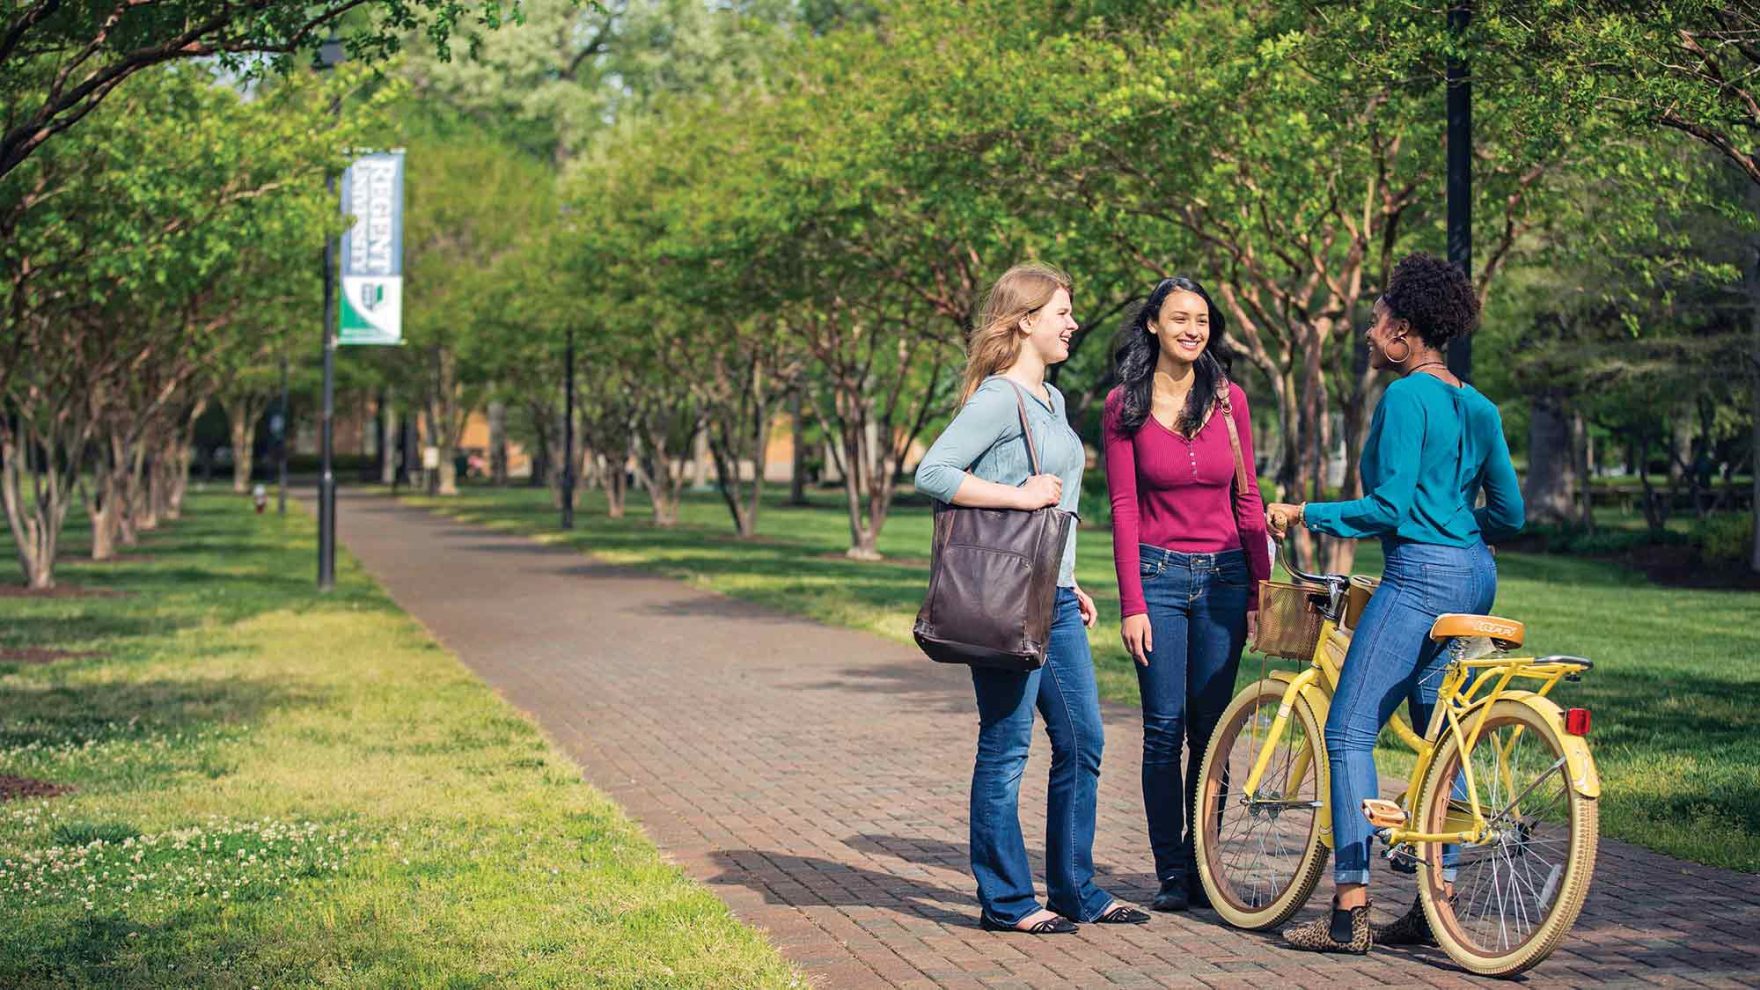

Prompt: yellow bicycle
[{"left": 1192, "top": 560, "right": 1600, "bottom": 978}]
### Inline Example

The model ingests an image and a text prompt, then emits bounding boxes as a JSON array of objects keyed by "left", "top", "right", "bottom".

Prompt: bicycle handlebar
[{"left": 1272, "top": 536, "right": 1346, "bottom": 588}]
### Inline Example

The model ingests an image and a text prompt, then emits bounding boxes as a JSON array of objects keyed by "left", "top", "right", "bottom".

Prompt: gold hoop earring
[{"left": 1383, "top": 336, "right": 1412, "bottom": 365}]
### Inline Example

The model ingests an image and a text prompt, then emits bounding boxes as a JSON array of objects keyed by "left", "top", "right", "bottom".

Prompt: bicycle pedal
[
  {"left": 1362, "top": 798, "right": 1407, "bottom": 829},
  {"left": 1386, "top": 848, "right": 1420, "bottom": 875}
]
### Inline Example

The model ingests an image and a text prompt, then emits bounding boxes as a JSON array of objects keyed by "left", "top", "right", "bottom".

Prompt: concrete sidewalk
[{"left": 337, "top": 490, "right": 1756, "bottom": 989}]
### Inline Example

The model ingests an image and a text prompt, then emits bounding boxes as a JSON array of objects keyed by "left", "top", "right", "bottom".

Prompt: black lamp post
[
  {"left": 316, "top": 31, "right": 345, "bottom": 590},
  {"left": 276, "top": 351, "right": 289, "bottom": 515},
  {"left": 1445, "top": 1, "right": 1473, "bottom": 383},
  {"left": 561, "top": 326, "right": 575, "bottom": 530}
]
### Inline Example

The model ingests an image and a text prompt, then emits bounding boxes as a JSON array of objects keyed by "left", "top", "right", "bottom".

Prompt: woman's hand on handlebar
[{"left": 1265, "top": 502, "right": 1304, "bottom": 540}]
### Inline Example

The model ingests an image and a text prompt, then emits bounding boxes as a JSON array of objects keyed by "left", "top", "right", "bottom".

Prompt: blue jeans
[
  {"left": 1133, "top": 545, "right": 1249, "bottom": 886},
  {"left": 1327, "top": 539, "right": 1496, "bottom": 884},
  {"left": 969, "top": 588, "right": 1114, "bottom": 924}
]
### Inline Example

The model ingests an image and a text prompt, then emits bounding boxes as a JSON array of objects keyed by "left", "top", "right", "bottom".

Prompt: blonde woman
[{"left": 916, "top": 263, "right": 1148, "bottom": 934}]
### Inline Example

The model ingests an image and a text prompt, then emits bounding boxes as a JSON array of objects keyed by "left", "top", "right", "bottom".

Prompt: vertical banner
[{"left": 338, "top": 150, "right": 405, "bottom": 345}]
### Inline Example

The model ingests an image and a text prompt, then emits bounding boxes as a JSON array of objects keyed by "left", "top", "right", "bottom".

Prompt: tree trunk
[
  {"left": 526, "top": 401, "right": 550, "bottom": 489},
  {"left": 690, "top": 426, "right": 711, "bottom": 489},
  {"left": 381, "top": 404, "right": 399, "bottom": 486},
  {"left": 601, "top": 451, "right": 627, "bottom": 518},
  {"left": 1572, "top": 411, "right": 1594, "bottom": 530},
  {"left": 84, "top": 431, "right": 126, "bottom": 561},
  {"left": 422, "top": 411, "right": 440, "bottom": 496},
  {"left": 711, "top": 444, "right": 759, "bottom": 537},
  {"left": 398, "top": 417, "right": 417, "bottom": 492},
  {"left": 89, "top": 492, "right": 116, "bottom": 561},
  {"left": 1748, "top": 208, "right": 1760, "bottom": 574},
  {"left": 129, "top": 436, "right": 157, "bottom": 533},
  {"left": 109, "top": 432, "right": 140, "bottom": 547},
  {"left": 1751, "top": 362, "right": 1759, "bottom": 575},
  {"left": 1, "top": 419, "right": 73, "bottom": 588},
  {"left": 830, "top": 402, "right": 892, "bottom": 561},
  {"left": 488, "top": 400, "right": 508, "bottom": 486},
  {"left": 1524, "top": 391, "right": 1579, "bottom": 526},
  {"left": 1635, "top": 434, "right": 1669, "bottom": 535},
  {"left": 707, "top": 358, "right": 779, "bottom": 538},
  {"left": 1667, "top": 414, "right": 1692, "bottom": 487},
  {"left": 149, "top": 442, "right": 174, "bottom": 525},
  {"left": 789, "top": 389, "right": 808, "bottom": 505},
  {"left": 228, "top": 401, "right": 257, "bottom": 494},
  {"left": 167, "top": 457, "right": 188, "bottom": 520},
  {"left": 634, "top": 427, "right": 683, "bottom": 526},
  {"left": 427, "top": 347, "right": 464, "bottom": 496}
]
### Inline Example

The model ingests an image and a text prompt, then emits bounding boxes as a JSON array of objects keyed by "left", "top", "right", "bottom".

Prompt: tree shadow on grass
[
  {"left": 0, "top": 883, "right": 422, "bottom": 990},
  {"left": 5, "top": 524, "right": 371, "bottom": 659},
  {"left": 0, "top": 675, "right": 315, "bottom": 752}
]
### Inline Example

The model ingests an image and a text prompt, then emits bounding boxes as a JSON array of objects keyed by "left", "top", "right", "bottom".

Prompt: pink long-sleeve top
[{"left": 1104, "top": 383, "right": 1272, "bottom": 618}]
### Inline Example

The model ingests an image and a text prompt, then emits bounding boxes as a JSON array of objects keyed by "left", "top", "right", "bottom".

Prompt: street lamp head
[{"left": 316, "top": 33, "right": 347, "bottom": 71}]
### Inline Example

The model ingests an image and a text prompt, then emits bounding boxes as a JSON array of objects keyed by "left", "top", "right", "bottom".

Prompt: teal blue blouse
[{"left": 1303, "top": 374, "right": 1524, "bottom": 545}]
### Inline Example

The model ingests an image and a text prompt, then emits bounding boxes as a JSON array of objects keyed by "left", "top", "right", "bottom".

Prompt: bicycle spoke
[
  {"left": 1431, "top": 712, "right": 1588, "bottom": 963},
  {"left": 1204, "top": 695, "right": 1319, "bottom": 913}
]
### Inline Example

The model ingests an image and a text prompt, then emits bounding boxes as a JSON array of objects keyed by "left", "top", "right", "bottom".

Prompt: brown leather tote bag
[{"left": 913, "top": 382, "right": 1074, "bottom": 672}]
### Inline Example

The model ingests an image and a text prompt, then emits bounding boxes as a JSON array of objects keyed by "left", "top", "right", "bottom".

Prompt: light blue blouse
[{"left": 914, "top": 376, "right": 1085, "bottom": 587}]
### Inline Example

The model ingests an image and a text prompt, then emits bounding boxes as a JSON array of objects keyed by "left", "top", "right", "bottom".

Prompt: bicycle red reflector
[{"left": 1565, "top": 708, "right": 1591, "bottom": 736}]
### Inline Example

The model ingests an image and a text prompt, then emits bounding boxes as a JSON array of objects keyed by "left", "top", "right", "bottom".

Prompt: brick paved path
[{"left": 338, "top": 491, "right": 1757, "bottom": 989}]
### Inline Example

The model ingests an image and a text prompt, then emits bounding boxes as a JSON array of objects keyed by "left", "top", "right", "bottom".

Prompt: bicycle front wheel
[
  {"left": 1194, "top": 679, "right": 1329, "bottom": 930},
  {"left": 1415, "top": 699, "right": 1598, "bottom": 978}
]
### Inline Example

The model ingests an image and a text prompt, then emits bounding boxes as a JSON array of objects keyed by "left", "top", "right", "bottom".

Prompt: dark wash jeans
[
  {"left": 969, "top": 588, "right": 1115, "bottom": 924},
  {"left": 1327, "top": 539, "right": 1497, "bottom": 884},
  {"left": 1132, "top": 545, "right": 1250, "bottom": 886}
]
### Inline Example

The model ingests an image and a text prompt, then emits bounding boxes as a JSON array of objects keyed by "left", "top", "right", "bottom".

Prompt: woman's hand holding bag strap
[{"left": 913, "top": 382, "right": 1075, "bottom": 671}]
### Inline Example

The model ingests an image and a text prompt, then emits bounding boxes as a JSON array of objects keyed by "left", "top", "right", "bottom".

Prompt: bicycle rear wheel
[
  {"left": 1194, "top": 679, "right": 1329, "bottom": 930},
  {"left": 1415, "top": 699, "right": 1598, "bottom": 978}
]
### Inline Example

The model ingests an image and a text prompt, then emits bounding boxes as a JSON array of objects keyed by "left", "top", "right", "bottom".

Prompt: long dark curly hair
[{"left": 1111, "top": 276, "right": 1235, "bottom": 436}]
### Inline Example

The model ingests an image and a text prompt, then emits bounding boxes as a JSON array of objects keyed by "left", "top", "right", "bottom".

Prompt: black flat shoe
[
  {"left": 980, "top": 913, "right": 1079, "bottom": 935},
  {"left": 1151, "top": 883, "right": 1189, "bottom": 913},
  {"left": 1187, "top": 881, "right": 1212, "bottom": 910},
  {"left": 1094, "top": 903, "right": 1151, "bottom": 925}
]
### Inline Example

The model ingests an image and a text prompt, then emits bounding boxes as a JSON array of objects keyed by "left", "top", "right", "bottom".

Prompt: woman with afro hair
[{"left": 1265, "top": 252, "right": 1525, "bottom": 955}]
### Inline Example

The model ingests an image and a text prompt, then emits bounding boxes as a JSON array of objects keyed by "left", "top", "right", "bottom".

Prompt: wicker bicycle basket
[{"left": 1254, "top": 580, "right": 1326, "bottom": 659}]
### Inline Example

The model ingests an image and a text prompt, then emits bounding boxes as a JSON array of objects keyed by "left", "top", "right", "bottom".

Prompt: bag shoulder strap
[
  {"left": 1214, "top": 379, "right": 1251, "bottom": 493},
  {"left": 1000, "top": 379, "right": 1043, "bottom": 476}
]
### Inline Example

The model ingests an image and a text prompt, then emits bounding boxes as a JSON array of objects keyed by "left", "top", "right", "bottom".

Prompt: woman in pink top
[{"left": 1103, "top": 277, "right": 1271, "bottom": 912}]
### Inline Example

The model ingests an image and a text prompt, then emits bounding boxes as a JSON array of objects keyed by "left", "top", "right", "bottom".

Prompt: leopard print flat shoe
[
  {"left": 1373, "top": 897, "right": 1436, "bottom": 946},
  {"left": 1282, "top": 900, "right": 1372, "bottom": 955}
]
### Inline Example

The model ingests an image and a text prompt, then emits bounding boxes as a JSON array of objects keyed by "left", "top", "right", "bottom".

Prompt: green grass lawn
[
  {"left": 0, "top": 492, "right": 800, "bottom": 989},
  {"left": 406, "top": 482, "right": 1760, "bottom": 874}
]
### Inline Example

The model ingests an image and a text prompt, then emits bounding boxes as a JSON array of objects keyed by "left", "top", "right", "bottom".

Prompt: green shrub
[
  {"left": 1694, "top": 513, "right": 1755, "bottom": 564},
  {"left": 1521, "top": 523, "right": 1685, "bottom": 556}
]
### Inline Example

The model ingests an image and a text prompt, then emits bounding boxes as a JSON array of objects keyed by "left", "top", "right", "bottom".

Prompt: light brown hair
[{"left": 960, "top": 261, "right": 1073, "bottom": 402}]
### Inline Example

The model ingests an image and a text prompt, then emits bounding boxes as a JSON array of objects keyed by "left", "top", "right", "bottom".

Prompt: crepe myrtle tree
[{"left": 0, "top": 0, "right": 528, "bottom": 179}]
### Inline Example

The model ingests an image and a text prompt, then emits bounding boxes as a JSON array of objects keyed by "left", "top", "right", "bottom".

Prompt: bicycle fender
[{"left": 1468, "top": 691, "right": 1601, "bottom": 800}]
